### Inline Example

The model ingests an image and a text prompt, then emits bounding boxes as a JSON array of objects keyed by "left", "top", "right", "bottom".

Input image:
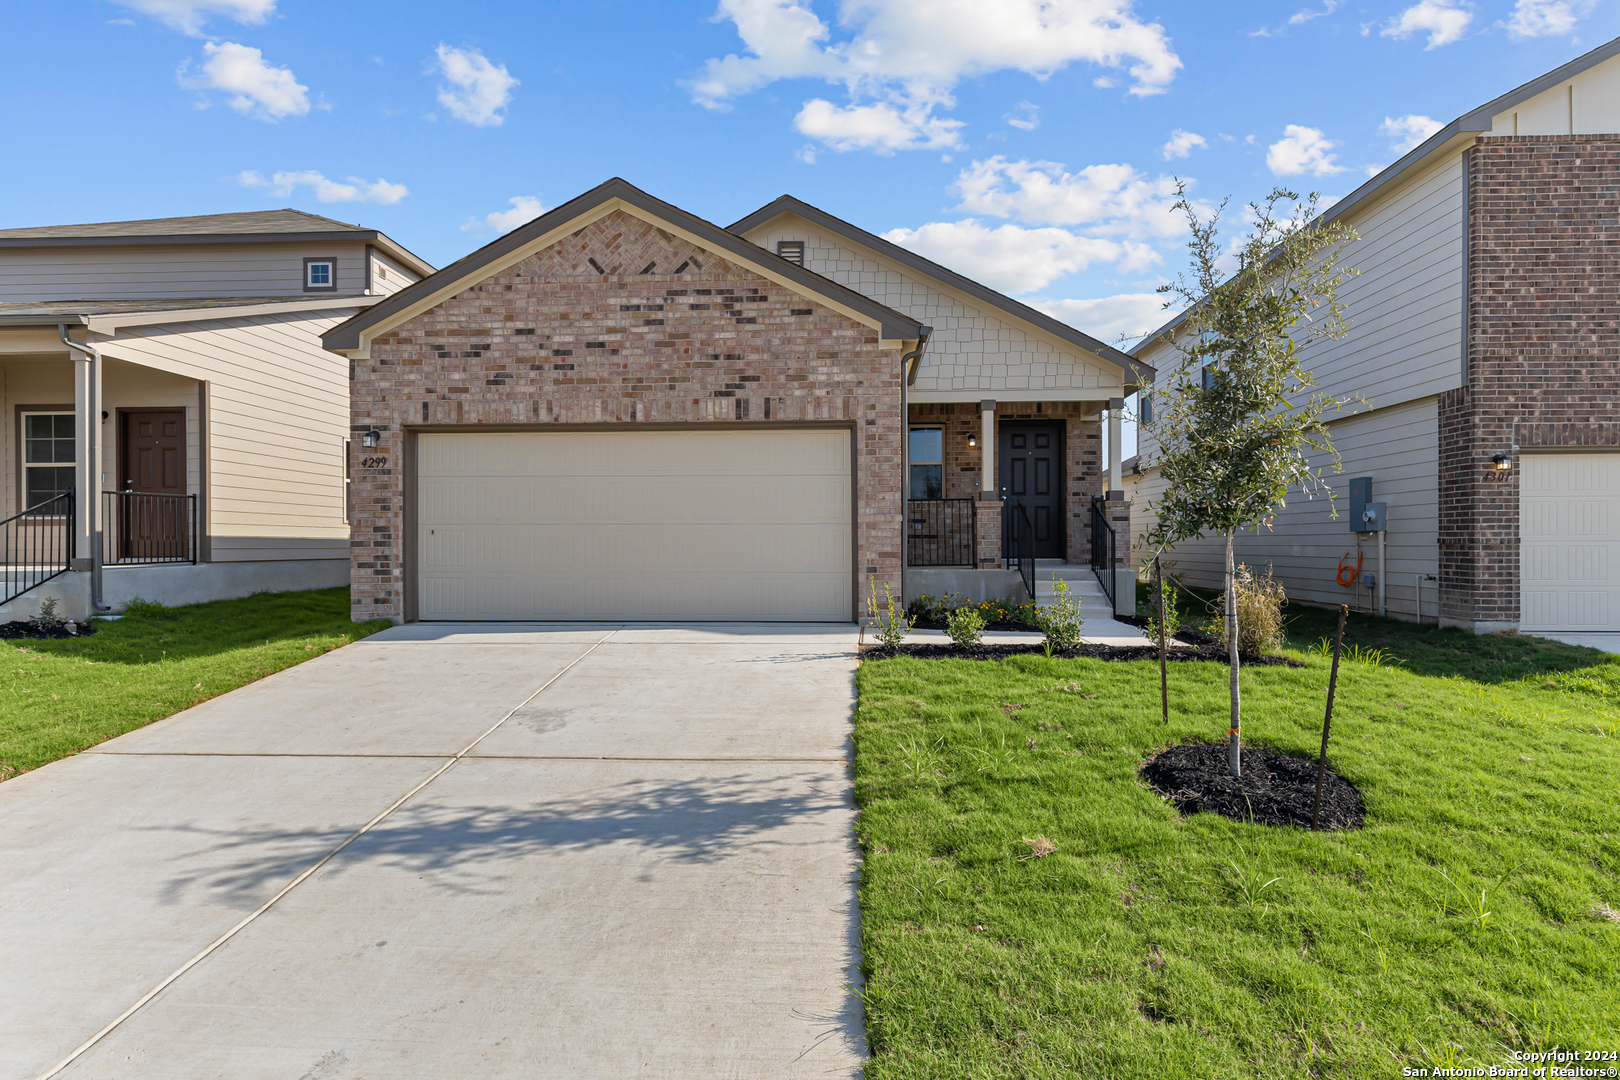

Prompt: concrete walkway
[{"left": 0, "top": 624, "right": 864, "bottom": 1079}]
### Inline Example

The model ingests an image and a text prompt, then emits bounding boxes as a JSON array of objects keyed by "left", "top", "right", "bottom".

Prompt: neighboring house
[
  {"left": 0, "top": 209, "right": 431, "bottom": 621},
  {"left": 1128, "top": 38, "right": 1620, "bottom": 640},
  {"left": 326, "top": 179, "right": 1145, "bottom": 624}
]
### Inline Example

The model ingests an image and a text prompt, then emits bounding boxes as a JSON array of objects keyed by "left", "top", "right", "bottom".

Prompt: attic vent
[{"left": 776, "top": 240, "right": 805, "bottom": 266}]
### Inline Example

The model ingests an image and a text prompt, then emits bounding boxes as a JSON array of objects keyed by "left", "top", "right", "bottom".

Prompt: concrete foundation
[
  {"left": 0, "top": 559, "right": 349, "bottom": 623},
  {"left": 904, "top": 568, "right": 1030, "bottom": 606}
]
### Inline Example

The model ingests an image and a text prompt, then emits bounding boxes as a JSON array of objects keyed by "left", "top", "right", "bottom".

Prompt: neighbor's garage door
[
  {"left": 1519, "top": 452, "right": 1620, "bottom": 632},
  {"left": 416, "top": 429, "right": 852, "bottom": 621}
]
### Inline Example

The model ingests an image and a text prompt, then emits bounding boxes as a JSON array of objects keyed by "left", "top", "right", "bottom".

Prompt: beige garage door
[
  {"left": 416, "top": 429, "right": 852, "bottom": 621},
  {"left": 1520, "top": 452, "right": 1620, "bottom": 632}
]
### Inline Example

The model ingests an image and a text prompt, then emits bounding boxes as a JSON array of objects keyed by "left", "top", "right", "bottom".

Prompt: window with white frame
[
  {"left": 909, "top": 427, "right": 943, "bottom": 500},
  {"left": 304, "top": 257, "right": 337, "bottom": 291},
  {"left": 22, "top": 413, "right": 75, "bottom": 508}
]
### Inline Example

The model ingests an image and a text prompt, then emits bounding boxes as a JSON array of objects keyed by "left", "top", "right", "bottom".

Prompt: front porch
[{"left": 903, "top": 398, "right": 1135, "bottom": 616}]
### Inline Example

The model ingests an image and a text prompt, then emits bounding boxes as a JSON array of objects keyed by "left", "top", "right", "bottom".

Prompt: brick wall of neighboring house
[
  {"left": 1439, "top": 136, "right": 1620, "bottom": 629},
  {"left": 350, "top": 209, "right": 905, "bottom": 623},
  {"left": 906, "top": 401, "right": 1106, "bottom": 568}
]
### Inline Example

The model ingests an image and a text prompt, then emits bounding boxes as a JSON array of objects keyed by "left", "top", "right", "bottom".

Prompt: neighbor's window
[
  {"left": 776, "top": 240, "right": 805, "bottom": 266},
  {"left": 909, "top": 427, "right": 943, "bottom": 500},
  {"left": 304, "top": 258, "right": 336, "bottom": 291},
  {"left": 22, "top": 413, "right": 75, "bottom": 509}
]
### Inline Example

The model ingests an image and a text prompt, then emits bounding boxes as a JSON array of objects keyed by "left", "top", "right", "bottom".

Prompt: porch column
[
  {"left": 977, "top": 399, "right": 998, "bottom": 568},
  {"left": 72, "top": 357, "right": 94, "bottom": 570},
  {"left": 1106, "top": 396, "right": 1123, "bottom": 498},
  {"left": 979, "top": 399, "right": 996, "bottom": 493}
]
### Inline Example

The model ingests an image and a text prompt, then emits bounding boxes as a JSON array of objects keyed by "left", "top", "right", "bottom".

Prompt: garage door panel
[
  {"left": 417, "top": 430, "right": 855, "bottom": 621},
  {"left": 1519, "top": 453, "right": 1620, "bottom": 632}
]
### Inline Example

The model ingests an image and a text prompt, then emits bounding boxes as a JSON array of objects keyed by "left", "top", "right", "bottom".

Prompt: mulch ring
[
  {"left": 0, "top": 620, "right": 94, "bottom": 640},
  {"left": 861, "top": 640, "right": 1299, "bottom": 665},
  {"left": 1140, "top": 741, "right": 1364, "bottom": 830}
]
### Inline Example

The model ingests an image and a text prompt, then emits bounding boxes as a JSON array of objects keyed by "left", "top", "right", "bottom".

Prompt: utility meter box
[
  {"left": 1348, "top": 477, "right": 1373, "bottom": 531},
  {"left": 1360, "top": 501, "right": 1387, "bottom": 532}
]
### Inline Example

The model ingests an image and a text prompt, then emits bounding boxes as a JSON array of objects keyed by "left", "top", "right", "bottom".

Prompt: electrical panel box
[
  {"left": 1348, "top": 477, "right": 1372, "bottom": 531},
  {"left": 1360, "top": 501, "right": 1387, "bottom": 532}
]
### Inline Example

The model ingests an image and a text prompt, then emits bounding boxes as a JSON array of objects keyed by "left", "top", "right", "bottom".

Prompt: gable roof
[
  {"left": 729, "top": 194, "right": 1144, "bottom": 374},
  {"left": 322, "top": 178, "right": 926, "bottom": 354},
  {"left": 0, "top": 208, "right": 434, "bottom": 276},
  {"left": 1132, "top": 33, "right": 1620, "bottom": 359}
]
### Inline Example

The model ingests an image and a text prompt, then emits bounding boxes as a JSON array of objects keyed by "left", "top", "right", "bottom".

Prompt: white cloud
[
  {"left": 1006, "top": 102, "right": 1040, "bottom": 131},
  {"left": 1027, "top": 292, "right": 1170, "bottom": 346},
  {"left": 238, "top": 170, "right": 408, "bottom": 204},
  {"left": 1160, "top": 129, "right": 1207, "bottom": 160},
  {"left": 463, "top": 195, "right": 546, "bottom": 233},
  {"left": 185, "top": 42, "right": 309, "bottom": 121},
  {"left": 433, "top": 44, "right": 518, "bottom": 127},
  {"left": 1266, "top": 125, "right": 1345, "bottom": 176},
  {"left": 794, "top": 98, "right": 963, "bottom": 152},
  {"left": 1381, "top": 0, "right": 1473, "bottom": 48},
  {"left": 1505, "top": 0, "right": 1586, "bottom": 37},
  {"left": 112, "top": 0, "right": 274, "bottom": 36},
  {"left": 882, "top": 219, "right": 1156, "bottom": 295},
  {"left": 1379, "top": 113, "right": 1443, "bottom": 153},
  {"left": 952, "top": 156, "right": 1197, "bottom": 239},
  {"left": 1288, "top": 0, "right": 1341, "bottom": 24},
  {"left": 689, "top": 0, "right": 1181, "bottom": 153}
]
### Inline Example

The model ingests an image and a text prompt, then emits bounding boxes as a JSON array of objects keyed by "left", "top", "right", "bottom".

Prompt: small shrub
[
  {"left": 29, "top": 597, "right": 67, "bottom": 634},
  {"left": 946, "top": 605, "right": 987, "bottom": 649},
  {"left": 905, "top": 592, "right": 967, "bottom": 623},
  {"left": 976, "top": 595, "right": 1040, "bottom": 628},
  {"left": 866, "top": 576, "right": 914, "bottom": 648},
  {"left": 1034, "top": 578, "right": 1084, "bottom": 653},
  {"left": 1142, "top": 574, "right": 1181, "bottom": 642},
  {"left": 1220, "top": 564, "right": 1286, "bottom": 656}
]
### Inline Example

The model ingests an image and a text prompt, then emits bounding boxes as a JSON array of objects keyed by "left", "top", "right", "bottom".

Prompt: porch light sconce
[
  {"left": 361, "top": 429, "right": 382, "bottom": 449},
  {"left": 967, "top": 433, "right": 978, "bottom": 448},
  {"left": 1491, "top": 453, "right": 1512, "bottom": 471}
]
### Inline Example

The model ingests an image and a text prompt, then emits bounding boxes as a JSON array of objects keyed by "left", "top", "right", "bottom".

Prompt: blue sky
[{"left": 5, "top": 0, "right": 1618, "bottom": 351}]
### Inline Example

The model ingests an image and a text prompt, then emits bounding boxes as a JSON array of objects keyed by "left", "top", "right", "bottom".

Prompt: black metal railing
[
  {"left": 906, "top": 498, "right": 976, "bottom": 567},
  {"left": 1004, "top": 500, "right": 1035, "bottom": 602},
  {"left": 104, "top": 491, "right": 197, "bottom": 566},
  {"left": 1090, "top": 496, "right": 1117, "bottom": 610},
  {"left": 0, "top": 490, "right": 75, "bottom": 606}
]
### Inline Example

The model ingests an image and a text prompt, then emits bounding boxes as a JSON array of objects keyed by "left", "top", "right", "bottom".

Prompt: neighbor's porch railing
[
  {"left": 1090, "top": 496, "right": 1117, "bottom": 609},
  {"left": 103, "top": 491, "right": 197, "bottom": 566},
  {"left": 906, "top": 498, "right": 975, "bottom": 567},
  {"left": 0, "top": 490, "right": 75, "bottom": 606}
]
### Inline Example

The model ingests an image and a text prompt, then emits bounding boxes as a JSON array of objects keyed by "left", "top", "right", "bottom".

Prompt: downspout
[
  {"left": 898, "top": 328, "right": 931, "bottom": 610},
  {"left": 58, "top": 325, "right": 112, "bottom": 613}
]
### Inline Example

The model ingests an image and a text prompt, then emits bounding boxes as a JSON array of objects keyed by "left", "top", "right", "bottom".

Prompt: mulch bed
[
  {"left": 0, "top": 620, "right": 94, "bottom": 640},
  {"left": 861, "top": 640, "right": 1300, "bottom": 665},
  {"left": 1140, "top": 741, "right": 1365, "bottom": 830}
]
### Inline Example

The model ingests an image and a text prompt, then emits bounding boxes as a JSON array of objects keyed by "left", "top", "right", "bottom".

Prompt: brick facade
[
  {"left": 350, "top": 209, "right": 905, "bottom": 623},
  {"left": 906, "top": 400, "right": 1108, "bottom": 567},
  {"left": 1439, "top": 136, "right": 1620, "bottom": 629}
]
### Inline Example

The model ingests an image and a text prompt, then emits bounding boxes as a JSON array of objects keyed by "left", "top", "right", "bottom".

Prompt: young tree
[{"left": 1140, "top": 186, "right": 1360, "bottom": 779}]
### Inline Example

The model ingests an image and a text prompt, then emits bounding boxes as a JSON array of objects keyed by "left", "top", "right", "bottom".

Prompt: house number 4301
[{"left": 360, "top": 456, "right": 388, "bottom": 468}]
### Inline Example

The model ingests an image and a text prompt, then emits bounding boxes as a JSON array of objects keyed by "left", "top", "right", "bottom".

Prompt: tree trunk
[{"left": 1226, "top": 533, "right": 1242, "bottom": 778}]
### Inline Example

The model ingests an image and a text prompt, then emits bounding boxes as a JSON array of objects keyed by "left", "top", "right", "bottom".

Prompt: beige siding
[
  {"left": 94, "top": 309, "right": 356, "bottom": 561},
  {"left": 1131, "top": 397, "right": 1439, "bottom": 623},
  {"left": 367, "top": 248, "right": 418, "bottom": 296},
  {"left": 0, "top": 241, "right": 373, "bottom": 301},
  {"left": 1491, "top": 52, "right": 1620, "bottom": 135},
  {"left": 743, "top": 215, "right": 1121, "bottom": 397}
]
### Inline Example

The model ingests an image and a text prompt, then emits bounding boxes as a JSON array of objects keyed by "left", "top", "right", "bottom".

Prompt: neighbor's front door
[
  {"left": 999, "top": 421, "right": 1064, "bottom": 560},
  {"left": 118, "top": 409, "right": 188, "bottom": 560}
]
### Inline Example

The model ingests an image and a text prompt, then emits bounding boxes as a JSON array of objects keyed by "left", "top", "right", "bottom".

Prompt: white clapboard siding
[
  {"left": 1490, "top": 52, "right": 1620, "bottom": 135},
  {"left": 744, "top": 216, "right": 1119, "bottom": 395},
  {"left": 0, "top": 242, "right": 373, "bottom": 301},
  {"left": 1131, "top": 397, "right": 1439, "bottom": 622},
  {"left": 96, "top": 308, "right": 355, "bottom": 560},
  {"left": 368, "top": 248, "right": 418, "bottom": 296}
]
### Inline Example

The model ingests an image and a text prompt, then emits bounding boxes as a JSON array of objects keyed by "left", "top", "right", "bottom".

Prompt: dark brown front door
[
  {"left": 1000, "top": 421, "right": 1064, "bottom": 559},
  {"left": 118, "top": 409, "right": 188, "bottom": 560}
]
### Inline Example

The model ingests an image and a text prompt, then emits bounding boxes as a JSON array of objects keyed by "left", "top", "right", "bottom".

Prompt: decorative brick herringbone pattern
[{"left": 350, "top": 209, "right": 905, "bottom": 622}]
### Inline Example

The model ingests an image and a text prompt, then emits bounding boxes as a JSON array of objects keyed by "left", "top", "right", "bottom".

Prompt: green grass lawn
[
  {"left": 0, "top": 587, "right": 391, "bottom": 778},
  {"left": 853, "top": 611, "right": 1620, "bottom": 1077}
]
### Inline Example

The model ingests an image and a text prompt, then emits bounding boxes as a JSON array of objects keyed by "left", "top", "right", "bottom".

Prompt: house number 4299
[{"left": 360, "top": 456, "right": 388, "bottom": 468}]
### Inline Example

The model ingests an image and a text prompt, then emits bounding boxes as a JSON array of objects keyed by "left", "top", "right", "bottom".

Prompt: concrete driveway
[{"left": 0, "top": 624, "right": 864, "bottom": 1079}]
